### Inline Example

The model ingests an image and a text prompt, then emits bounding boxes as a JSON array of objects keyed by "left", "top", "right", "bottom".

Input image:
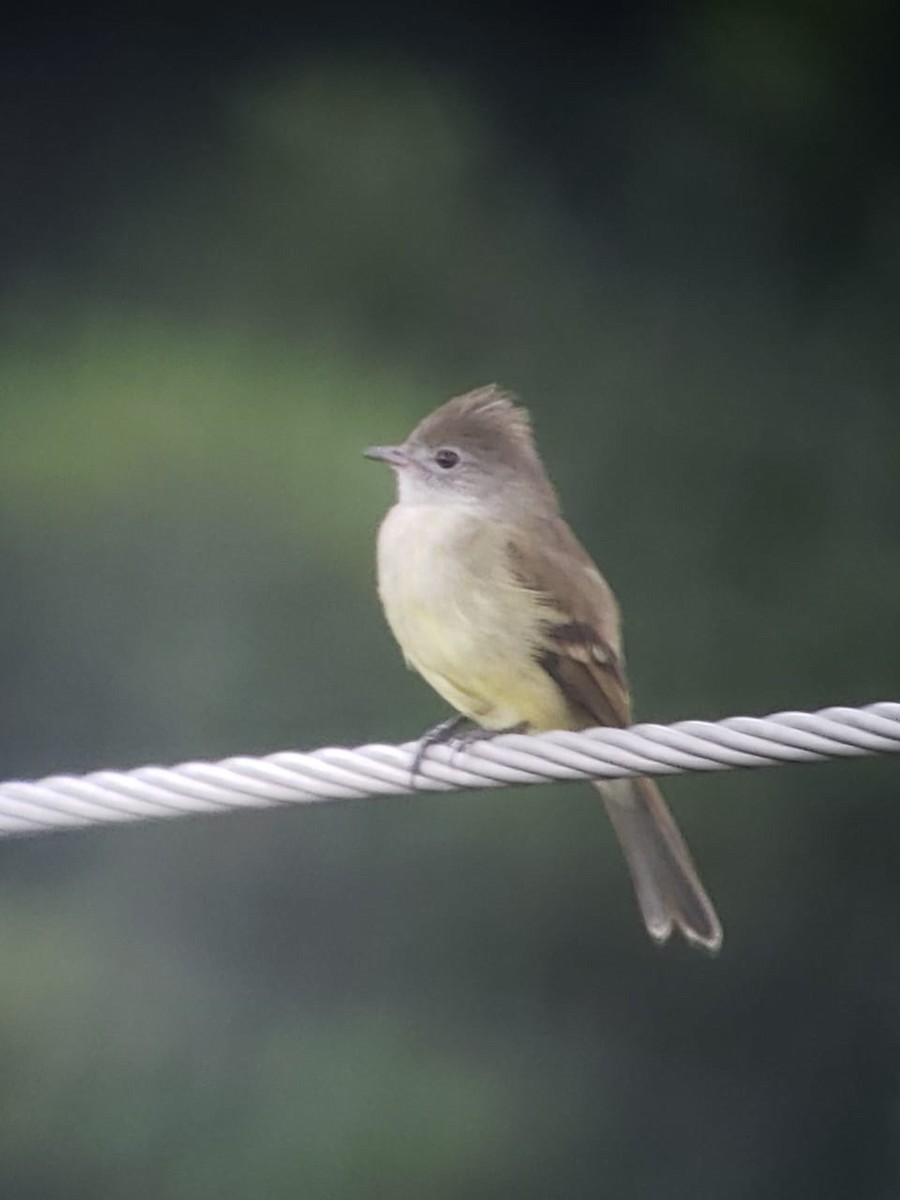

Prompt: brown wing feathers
[
  {"left": 539, "top": 622, "right": 632, "bottom": 730},
  {"left": 505, "top": 521, "right": 632, "bottom": 730}
]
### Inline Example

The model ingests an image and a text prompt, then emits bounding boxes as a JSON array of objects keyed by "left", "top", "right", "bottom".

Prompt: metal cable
[{"left": 0, "top": 702, "right": 896, "bottom": 838}]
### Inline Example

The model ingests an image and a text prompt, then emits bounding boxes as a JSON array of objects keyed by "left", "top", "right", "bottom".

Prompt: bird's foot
[
  {"left": 410, "top": 718, "right": 528, "bottom": 785},
  {"left": 410, "top": 715, "right": 471, "bottom": 782}
]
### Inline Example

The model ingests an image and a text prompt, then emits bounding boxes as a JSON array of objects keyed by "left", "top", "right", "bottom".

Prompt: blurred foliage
[{"left": 2, "top": 4, "right": 900, "bottom": 1197}]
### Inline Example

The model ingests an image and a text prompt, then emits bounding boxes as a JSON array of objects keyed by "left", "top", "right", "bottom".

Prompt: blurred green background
[{"left": 2, "top": 5, "right": 900, "bottom": 1197}]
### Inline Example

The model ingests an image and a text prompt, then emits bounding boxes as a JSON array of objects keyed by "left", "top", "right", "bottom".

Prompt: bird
[{"left": 365, "top": 384, "right": 721, "bottom": 951}]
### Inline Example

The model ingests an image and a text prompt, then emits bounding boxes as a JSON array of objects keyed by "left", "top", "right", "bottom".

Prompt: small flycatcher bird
[{"left": 365, "top": 385, "right": 722, "bottom": 951}]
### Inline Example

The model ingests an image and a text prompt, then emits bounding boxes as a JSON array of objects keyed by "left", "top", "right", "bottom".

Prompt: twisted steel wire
[{"left": 0, "top": 703, "right": 896, "bottom": 838}]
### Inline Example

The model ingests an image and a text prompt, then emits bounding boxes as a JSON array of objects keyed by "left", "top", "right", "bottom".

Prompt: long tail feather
[{"left": 599, "top": 776, "right": 722, "bottom": 952}]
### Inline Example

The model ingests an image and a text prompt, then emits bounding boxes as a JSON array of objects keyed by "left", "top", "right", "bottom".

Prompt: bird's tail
[{"left": 598, "top": 776, "right": 722, "bottom": 952}]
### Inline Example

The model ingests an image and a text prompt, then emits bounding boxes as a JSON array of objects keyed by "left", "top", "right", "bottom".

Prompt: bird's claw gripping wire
[{"left": 410, "top": 717, "right": 529, "bottom": 785}]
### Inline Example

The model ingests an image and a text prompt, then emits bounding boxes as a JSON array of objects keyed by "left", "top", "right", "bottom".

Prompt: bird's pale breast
[{"left": 376, "top": 503, "right": 573, "bottom": 730}]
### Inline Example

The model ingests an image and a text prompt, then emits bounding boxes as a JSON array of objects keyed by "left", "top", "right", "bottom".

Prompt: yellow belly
[{"left": 376, "top": 504, "right": 572, "bottom": 731}]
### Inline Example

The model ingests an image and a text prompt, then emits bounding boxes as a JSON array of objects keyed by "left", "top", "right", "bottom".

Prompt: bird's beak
[{"left": 363, "top": 444, "right": 410, "bottom": 468}]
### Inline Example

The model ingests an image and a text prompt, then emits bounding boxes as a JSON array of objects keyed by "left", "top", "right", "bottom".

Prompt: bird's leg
[
  {"left": 410, "top": 715, "right": 472, "bottom": 782},
  {"left": 449, "top": 722, "right": 529, "bottom": 750},
  {"left": 410, "top": 717, "right": 529, "bottom": 784}
]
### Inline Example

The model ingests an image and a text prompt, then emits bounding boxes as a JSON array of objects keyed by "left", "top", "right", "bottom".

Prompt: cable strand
[{"left": 0, "top": 702, "right": 897, "bottom": 839}]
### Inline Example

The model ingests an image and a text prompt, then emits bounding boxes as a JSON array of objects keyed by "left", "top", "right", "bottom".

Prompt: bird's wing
[{"left": 505, "top": 517, "right": 632, "bottom": 729}]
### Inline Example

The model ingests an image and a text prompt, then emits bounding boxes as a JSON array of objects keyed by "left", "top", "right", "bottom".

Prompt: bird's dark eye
[{"left": 434, "top": 448, "right": 460, "bottom": 469}]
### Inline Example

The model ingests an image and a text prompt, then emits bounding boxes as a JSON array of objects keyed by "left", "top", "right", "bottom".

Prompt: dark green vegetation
[{"left": 2, "top": 5, "right": 899, "bottom": 1196}]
